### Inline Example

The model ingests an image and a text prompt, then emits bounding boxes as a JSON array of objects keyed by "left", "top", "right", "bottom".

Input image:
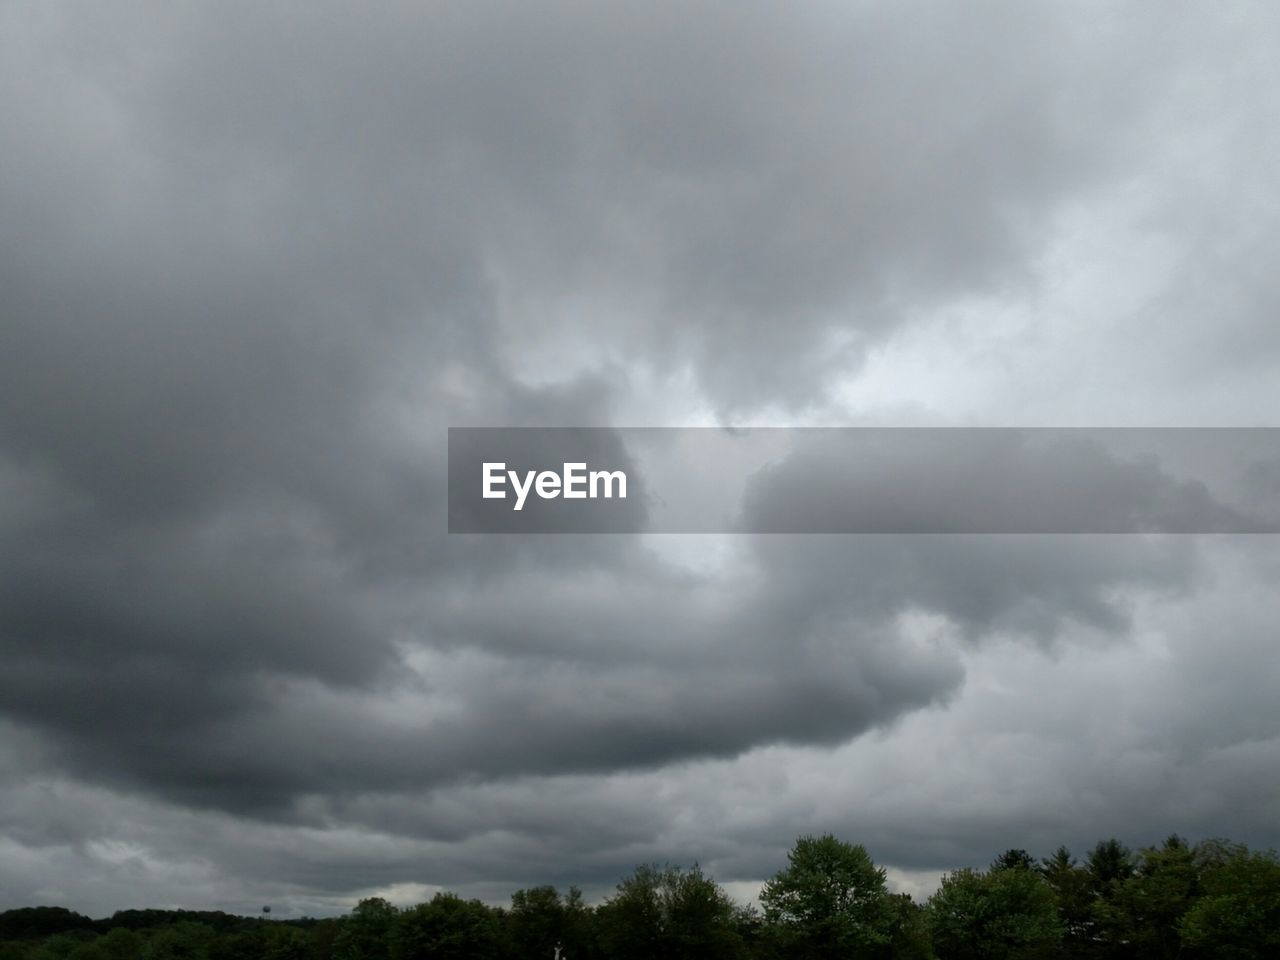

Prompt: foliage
[
  {"left": 3, "top": 833, "right": 1280, "bottom": 960},
  {"left": 1179, "top": 846, "right": 1280, "bottom": 959},
  {"left": 390, "top": 893, "right": 499, "bottom": 960},
  {"left": 0, "top": 911, "right": 94, "bottom": 943},
  {"left": 992, "top": 850, "right": 1037, "bottom": 873},
  {"left": 1096, "top": 835, "right": 1200, "bottom": 960},
  {"left": 927, "top": 866, "right": 1061, "bottom": 960},
  {"left": 760, "top": 834, "right": 895, "bottom": 959},
  {"left": 1039, "top": 846, "right": 1092, "bottom": 956},
  {"left": 596, "top": 863, "right": 744, "bottom": 960},
  {"left": 884, "top": 893, "right": 933, "bottom": 960},
  {"left": 1085, "top": 839, "right": 1134, "bottom": 899},
  {"left": 335, "top": 898, "right": 397, "bottom": 960},
  {"left": 142, "top": 922, "right": 217, "bottom": 960},
  {"left": 261, "top": 926, "right": 315, "bottom": 960},
  {"left": 506, "top": 885, "right": 594, "bottom": 960}
]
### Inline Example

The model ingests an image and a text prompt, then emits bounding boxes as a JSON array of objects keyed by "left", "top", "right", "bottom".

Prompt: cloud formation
[{"left": 2, "top": 0, "right": 1279, "bottom": 918}]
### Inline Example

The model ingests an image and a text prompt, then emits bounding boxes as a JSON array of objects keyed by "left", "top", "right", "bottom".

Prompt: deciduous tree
[
  {"left": 927, "top": 866, "right": 1061, "bottom": 960},
  {"left": 760, "top": 834, "right": 895, "bottom": 959}
]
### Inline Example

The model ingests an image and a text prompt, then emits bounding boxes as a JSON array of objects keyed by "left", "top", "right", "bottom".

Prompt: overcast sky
[{"left": 3, "top": 1, "right": 1280, "bottom": 917}]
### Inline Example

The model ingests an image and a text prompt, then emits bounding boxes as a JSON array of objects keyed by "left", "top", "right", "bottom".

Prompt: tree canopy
[
  {"left": 2, "top": 832, "right": 1278, "bottom": 960},
  {"left": 760, "top": 833, "right": 896, "bottom": 958}
]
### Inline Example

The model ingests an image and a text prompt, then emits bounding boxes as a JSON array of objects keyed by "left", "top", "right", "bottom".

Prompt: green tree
[
  {"left": 1179, "top": 845, "right": 1280, "bottom": 959},
  {"left": 1039, "top": 847, "right": 1092, "bottom": 957},
  {"left": 1082, "top": 838, "right": 1137, "bottom": 959},
  {"left": 142, "top": 923, "right": 215, "bottom": 960},
  {"left": 759, "top": 834, "right": 895, "bottom": 959},
  {"left": 29, "top": 937, "right": 92, "bottom": 960},
  {"left": 96, "top": 929, "right": 143, "bottom": 960},
  {"left": 390, "top": 894, "right": 499, "bottom": 960},
  {"left": 506, "top": 886, "right": 593, "bottom": 960},
  {"left": 206, "top": 930, "right": 264, "bottom": 960},
  {"left": 0, "top": 909, "right": 94, "bottom": 941},
  {"left": 507, "top": 885, "right": 563, "bottom": 959},
  {"left": 596, "top": 864, "right": 743, "bottom": 960},
  {"left": 335, "top": 898, "right": 398, "bottom": 960},
  {"left": 992, "top": 850, "right": 1037, "bottom": 873},
  {"left": 65, "top": 943, "right": 109, "bottom": 960},
  {"left": 263, "top": 927, "right": 315, "bottom": 960},
  {"left": 728, "top": 903, "right": 769, "bottom": 960},
  {"left": 596, "top": 865, "right": 664, "bottom": 960},
  {"left": 927, "top": 866, "right": 1062, "bottom": 960},
  {"left": 1100, "top": 835, "right": 1199, "bottom": 960},
  {"left": 884, "top": 893, "right": 932, "bottom": 960},
  {"left": 1085, "top": 839, "right": 1134, "bottom": 899},
  {"left": 662, "top": 865, "right": 744, "bottom": 960}
]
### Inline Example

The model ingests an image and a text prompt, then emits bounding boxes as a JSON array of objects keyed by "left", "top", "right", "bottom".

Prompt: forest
[{"left": 1, "top": 833, "right": 1277, "bottom": 960}]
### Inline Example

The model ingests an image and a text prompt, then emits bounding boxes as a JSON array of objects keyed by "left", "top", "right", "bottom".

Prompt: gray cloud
[{"left": 2, "top": 0, "right": 1280, "bottom": 918}]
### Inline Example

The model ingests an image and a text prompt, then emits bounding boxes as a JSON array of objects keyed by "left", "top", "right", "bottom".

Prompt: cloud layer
[{"left": 2, "top": 0, "right": 1279, "bottom": 917}]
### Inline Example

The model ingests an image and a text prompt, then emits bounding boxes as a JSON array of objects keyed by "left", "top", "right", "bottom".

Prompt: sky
[{"left": 2, "top": 0, "right": 1280, "bottom": 917}]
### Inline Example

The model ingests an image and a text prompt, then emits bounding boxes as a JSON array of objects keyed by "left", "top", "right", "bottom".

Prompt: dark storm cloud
[
  {"left": 2, "top": 1, "right": 1156, "bottom": 410},
  {"left": 1, "top": 0, "right": 1279, "bottom": 916},
  {"left": 0, "top": 0, "right": 1134, "bottom": 800}
]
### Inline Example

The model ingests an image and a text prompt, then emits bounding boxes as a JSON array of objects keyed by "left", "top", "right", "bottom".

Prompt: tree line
[{"left": 2, "top": 833, "right": 1278, "bottom": 959}]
